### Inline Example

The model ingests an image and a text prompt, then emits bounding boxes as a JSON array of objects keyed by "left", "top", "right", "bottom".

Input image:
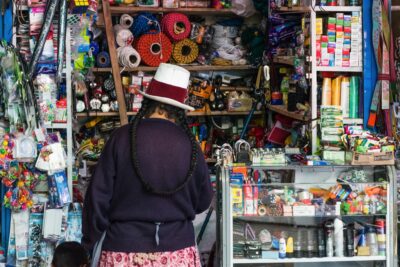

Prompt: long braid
[{"left": 130, "top": 99, "right": 198, "bottom": 196}]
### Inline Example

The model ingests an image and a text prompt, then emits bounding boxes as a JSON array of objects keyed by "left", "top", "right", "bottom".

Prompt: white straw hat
[{"left": 138, "top": 63, "right": 194, "bottom": 111}]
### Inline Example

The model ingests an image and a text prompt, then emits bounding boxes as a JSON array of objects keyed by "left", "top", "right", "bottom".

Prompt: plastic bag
[{"left": 231, "top": 0, "right": 256, "bottom": 17}]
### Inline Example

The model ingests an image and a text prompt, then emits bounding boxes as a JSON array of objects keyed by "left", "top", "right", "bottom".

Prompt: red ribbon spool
[
  {"left": 135, "top": 33, "right": 172, "bottom": 67},
  {"left": 161, "top": 13, "right": 191, "bottom": 42}
]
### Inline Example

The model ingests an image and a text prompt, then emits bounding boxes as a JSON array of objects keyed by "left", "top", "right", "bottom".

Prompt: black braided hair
[{"left": 130, "top": 98, "right": 198, "bottom": 196}]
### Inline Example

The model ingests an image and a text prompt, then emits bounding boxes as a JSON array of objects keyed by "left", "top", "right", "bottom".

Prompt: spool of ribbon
[
  {"left": 135, "top": 33, "right": 172, "bottom": 67},
  {"left": 90, "top": 41, "right": 100, "bottom": 56},
  {"left": 161, "top": 13, "right": 191, "bottom": 42},
  {"left": 96, "top": 51, "right": 111, "bottom": 67},
  {"left": 117, "top": 46, "right": 141, "bottom": 68},
  {"left": 131, "top": 12, "right": 160, "bottom": 37},
  {"left": 120, "top": 14, "right": 134, "bottom": 29},
  {"left": 172, "top": 39, "right": 199, "bottom": 64},
  {"left": 114, "top": 24, "right": 134, "bottom": 47}
]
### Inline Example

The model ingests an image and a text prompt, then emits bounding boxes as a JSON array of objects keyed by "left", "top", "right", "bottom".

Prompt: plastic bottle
[
  {"left": 280, "top": 75, "right": 290, "bottom": 107},
  {"left": 376, "top": 219, "right": 386, "bottom": 256},
  {"left": 317, "top": 228, "right": 326, "bottom": 257},
  {"left": 279, "top": 234, "right": 287, "bottom": 259},
  {"left": 366, "top": 227, "right": 378, "bottom": 256},
  {"left": 334, "top": 218, "right": 344, "bottom": 257},
  {"left": 307, "top": 229, "right": 316, "bottom": 258},
  {"left": 294, "top": 230, "right": 302, "bottom": 258},
  {"left": 345, "top": 223, "right": 355, "bottom": 257},
  {"left": 286, "top": 237, "right": 294, "bottom": 258},
  {"left": 325, "top": 221, "right": 334, "bottom": 257}
]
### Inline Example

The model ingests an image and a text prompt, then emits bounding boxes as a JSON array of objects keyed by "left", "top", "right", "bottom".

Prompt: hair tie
[
  {"left": 172, "top": 38, "right": 199, "bottom": 64},
  {"left": 161, "top": 13, "right": 191, "bottom": 42}
]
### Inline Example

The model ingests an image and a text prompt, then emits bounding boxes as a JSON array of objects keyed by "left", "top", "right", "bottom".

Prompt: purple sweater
[{"left": 82, "top": 118, "right": 212, "bottom": 253}]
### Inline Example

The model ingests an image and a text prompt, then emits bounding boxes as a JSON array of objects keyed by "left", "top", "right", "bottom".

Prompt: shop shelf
[
  {"left": 91, "top": 65, "right": 254, "bottom": 72},
  {"left": 273, "top": 6, "right": 310, "bottom": 13},
  {"left": 232, "top": 256, "right": 386, "bottom": 264},
  {"left": 343, "top": 118, "right": 363, "bottom": 124},
  {"left": 314, "top": 6, "right": 362, "bottom": 12},
  {"left": 220, "top": 86, "right": 252, "bottom": 92},
  {"left": 109, "top": 6, "right": 237, "bottom": 15},
  {"left": 43, "top": 123, "right": 68, "bottom": 129},
  {"left": 267, "top": 104, "right": 310, "bottom": 121},
  {"left": 316, "top": 66, "right": 363, "bottom": 72},
  {"left": 76, "top": 111, "right": 262, "bottom": 117}
]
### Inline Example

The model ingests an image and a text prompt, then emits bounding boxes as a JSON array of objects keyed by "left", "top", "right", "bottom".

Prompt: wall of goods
[{"left": 0, "top": 0, "right": 398, "bottom": 266}]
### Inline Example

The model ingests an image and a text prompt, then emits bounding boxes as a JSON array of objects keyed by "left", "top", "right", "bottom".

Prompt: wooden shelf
[
  {"left": 92, "top": 65, "right": 254, "bottom": 73},
  {"left": 273, "top": 6, "right": 310, "bottom": 13},
  {"left": 76, "top": 110, "right": 262, "bottom": 117},
  {"left": 220, "top": 86, "right": 252, "bottom": 92},
  {"left": 109, "top": 6, "right": 237, "bottom": 15},
  {"left": 273, "top": 56, "right": 295, "bottom": 66},
  {"left": 267, "top": 104, "right": 309, "bottom": 121}
]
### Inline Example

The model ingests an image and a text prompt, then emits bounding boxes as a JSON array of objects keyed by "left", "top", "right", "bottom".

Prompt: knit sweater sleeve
[
  {"left": 81, "top": 132, "right": 117, "bottom": 251},
  {"left": 195, "top": 150, "right": 213, "bottom": 214}
]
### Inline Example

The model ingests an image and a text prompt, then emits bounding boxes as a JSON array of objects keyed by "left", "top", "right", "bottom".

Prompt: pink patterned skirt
[{"left": 99, "top": 246, "right": 201, "bottom": 267}]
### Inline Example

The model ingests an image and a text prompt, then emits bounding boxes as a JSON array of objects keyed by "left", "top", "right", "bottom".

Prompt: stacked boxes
[{"left": 316, "top": 12, "right": 361, "bottom": 67}]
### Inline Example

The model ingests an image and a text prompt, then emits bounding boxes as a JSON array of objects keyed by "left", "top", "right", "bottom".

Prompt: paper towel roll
[
  {"left": 341, "top": 77, "right": 350, "bottom": 118},
  {"left": 322, "top": 78, "right": 332, "bottom": 106},
  {"left": 331, "top": 76, "right": 342, "bottom": 106},
  {"left": 349, "top": 76, "right": 359, "bottom": 118}
]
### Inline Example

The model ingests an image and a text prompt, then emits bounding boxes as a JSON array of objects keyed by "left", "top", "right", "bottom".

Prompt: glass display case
[{"left": 220, "top": 165, "right": 397, "bottom": 266}]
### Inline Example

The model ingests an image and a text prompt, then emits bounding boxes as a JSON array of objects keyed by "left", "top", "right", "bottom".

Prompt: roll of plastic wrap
[
  {"left": 349, "top": 76, "right": 359, "bottom": 118},
  {"left": 96, "top": 51, "right": 111, "bottom": 67},
  {"left": 321, "top": 78, "right": 332, "bottom": 106},
  {"left": 135, "top": 33, "right": 172, "bottom": 67},
  {"left": 114, "top": 24, "right": 134, "bottom": 47},
  {"left": 172, "top": 39, "right": 199, "bottom": 64},
  {"left": 331, "top": 76, "right": 341, "bottom": 106},
  {"left": 120, "top": 14, "right": 134, "bottom": 29},
  {"left": 161, "top": 13, "right": 191, "bottom": 42},
  {"left": 340, "top": 77, "right": 350, "bottom": 118},
  {"left": 117, "top": 46, "right": 141, "bottom": 68}
]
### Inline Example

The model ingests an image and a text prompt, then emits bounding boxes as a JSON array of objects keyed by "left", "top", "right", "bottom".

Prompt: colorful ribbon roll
[
  {"left": 117, "top": 46, "right": 141, "bottom": 68},
  {"left": 131, "top": 12, "right": 160, "bottom": 37},
  {"left": 172, "top": 39, "right": 199, "bottom": 64},
  {"left": 96, "top": 51, "right": 111, "bottom": 67},
  {"left": 120, "top": 14, "right": 134, "bottom": 29},
  {"left": 135, "top": 33, "right": 172, "bottom": 67},
  {"left": 114, "top": 24, "right": 134, "bottom": 47},
  {"left": 90, "top": 41, "right": 100, "bottom": 56},
  {"left": 161, "top": 13, "right": 191, "bottom": 42}
]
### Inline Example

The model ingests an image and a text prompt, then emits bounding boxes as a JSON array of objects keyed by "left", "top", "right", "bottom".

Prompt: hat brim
[{"left": 138, "top": 90, "right": 195, "bottom": 111}]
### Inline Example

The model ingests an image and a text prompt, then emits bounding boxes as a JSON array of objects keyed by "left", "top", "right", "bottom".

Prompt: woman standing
[{"left": 82, "top": 63, "right": 213, "bottom": 266}]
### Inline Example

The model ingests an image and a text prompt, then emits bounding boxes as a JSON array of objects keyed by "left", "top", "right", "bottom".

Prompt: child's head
[{"left": 52, "top": 241, "right": 89, "bottom": 267}]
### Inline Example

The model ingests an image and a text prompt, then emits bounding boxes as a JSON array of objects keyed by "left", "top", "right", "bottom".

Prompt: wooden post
[{"left": 102, "top": 0, "right": 129, "bottom": 125}]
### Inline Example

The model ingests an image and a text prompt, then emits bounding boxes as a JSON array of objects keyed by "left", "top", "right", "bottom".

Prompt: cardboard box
[
  {"left": 293, "top": 205, "right": 315, "bottom": 216},
  {"left": 352, "top": 151, "right": 395, "bottom": 165}
]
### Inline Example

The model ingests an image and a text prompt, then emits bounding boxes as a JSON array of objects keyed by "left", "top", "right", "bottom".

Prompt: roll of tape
[
  {"left": 120, "top": 14, "right": 134, "bottom": 29},
  {"left": 117, "top": 46, "right": 141, "bottom": 68},
  {"left": 172, "top": 38, "right": 199, "bottom": 64},
  {"left": 135, "top": 33, "right": 172, "bottom": 67},
  {"left": 258, "top": 205, "right": 267, "bottom": 216},
  {"left": 96, "top": 51, "right": 111, "bottom": 67},
  {"left": 114, "top": 24, "right": 134, "bottom": 47},
  {"left": 161, "top": 13, "right": 191, "bottom": 42}
]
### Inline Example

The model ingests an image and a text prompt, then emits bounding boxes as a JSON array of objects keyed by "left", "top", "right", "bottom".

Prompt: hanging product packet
[
  {"left": 65, "top": 203, "right": 83, "bottom": 242},
  {"left": 27, "top": 213, "right": 44, "bottom": 266}
]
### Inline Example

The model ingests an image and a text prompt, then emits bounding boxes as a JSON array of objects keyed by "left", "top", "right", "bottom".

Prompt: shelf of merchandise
[
  {"left": 76, "top": 111, "right": 262, "bottom": 117},
  {"left": 267, "top": 104, "right": 309, "bottom": 121},
  {"left": 232, "top": 256, "right": 386, "bottom": 264},
  {"left": 272, "top": 55, "right": 295, "bottom": 66},
  {"left": 43, "top": 123, "right": 68, "bottom": 129},
  {"left": 109, "top": 6, "right": 237, "bottom": 15},
  {"left": 220, "top": 165, "right": 397, "bottom": 267},
  {"left": 91, "top": 65, "right": 254, "bottom": 73},
  {"left": 313, "top": 6, "right": 362, "bottom": 12},
  {"left": 273, "top": 6, "right": 310, "bottom": 13}
]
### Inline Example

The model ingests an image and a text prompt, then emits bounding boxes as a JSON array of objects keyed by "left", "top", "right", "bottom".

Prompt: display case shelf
[
  {"left": 273, "top": 6, "right": 310, "bottom": 13},
  {"left": 76, "top": 111, "right": 262, "bottom": 117},
  {"left": 232, "top": 256, "right": 386, "bottom": 264},
  {"left": 43, "top": 123, "right": 68, "bottom": 129},
  {"left": 316, "top": 66, "right": 363, "bottom": 72},
  {"left": 314, "top": 6, "right": 362, "bottom": 12}
]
